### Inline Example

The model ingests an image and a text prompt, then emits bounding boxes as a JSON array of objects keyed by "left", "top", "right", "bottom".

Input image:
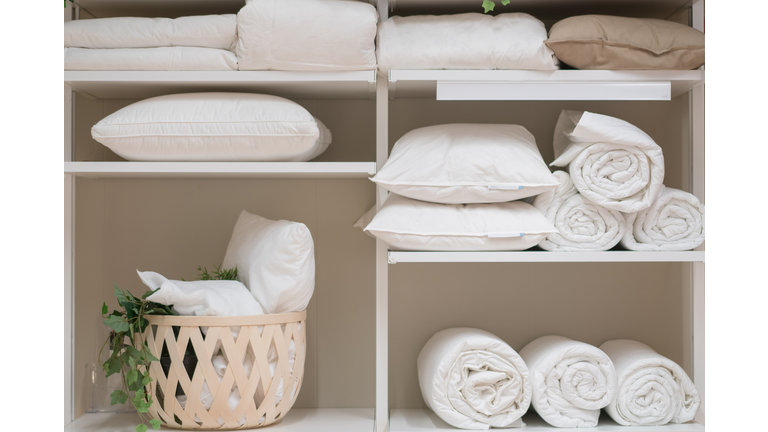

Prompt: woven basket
[{"left": 141, "top": 311, "right": 307, "bottom": 430}]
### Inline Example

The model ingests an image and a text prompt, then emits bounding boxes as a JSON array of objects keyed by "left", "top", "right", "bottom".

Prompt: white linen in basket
[
  {"left": 418, "top": 328, "right": 531, "bottom": 429},
  {"left": 64, "top": 47, "right": 238, "bottom": 71},
  {"left": 236, "top": 0, "right": 378, "bottom": 71},
  {"left": 600, "top": 340, "right": 700, "bottom": 426},
  {"left": 377, "top": 13, "right": 558, "bottom": 72},
  {"left": 371, "top": 124, "right": 559, "bottom": 204},
  {"left": 364, "top": 193, "right": 556, "bottom": 251},
  {"left": 533, "top": 171, "right": 626, "bottom": 251},
  {"left": 222, "top": 210, "right": 315, "bottom": 314},
  {"left": 91, "top": 93, "right": 331, "bottom": 162},
  {"left": 64, "top": 15, "right": 237, "bottom": 50},
  {"left": 518, "top": 336, "right": 617, "bottom": 428},
  {"left": 551, "top": 110, "right": 665, "bottom": 213},
  {"left": 620, "top": 187, "right": 705, "bottom": 251}
]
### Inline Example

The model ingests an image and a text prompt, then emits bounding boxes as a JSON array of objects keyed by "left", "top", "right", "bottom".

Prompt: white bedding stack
[
  {"left": 621, "top": 187, "right": 705, "bottom": 251},
  {"left": 600, "top": 340, "right": 700, "bottom": 426},
  {"left": 418, "top": 328, "right": 531, "bottom": 429},
  {"left": 519, "top": 336, "right": 617, "bottom": 428}
]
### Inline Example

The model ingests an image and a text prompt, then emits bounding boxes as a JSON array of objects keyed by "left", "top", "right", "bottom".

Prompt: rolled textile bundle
[
  {"left": 418, "top": 328, "right": 531, "bottom": 429},
  {"left": 551, "top": 110, "right": 665, "bottom": 213},
  {"left": 621, "top": 187, "right": 705, "bottom": 251},
  {"left": 518, "top": 336, "right": 617, "bottom": 428},
  {"left": 533, "top": 171, "right": 626, "bottom": 251},
  {"left": 600, "top": 340, "right": 700, "bottom": 426}
]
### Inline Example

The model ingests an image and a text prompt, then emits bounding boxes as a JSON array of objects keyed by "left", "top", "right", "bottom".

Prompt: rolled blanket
[
  {"left": 621, "top": 187, "right": 705, "bottom": 251},
  {"left": 519, "top": 336, "right": 617, "bottom": 428},
  {"left": 533, "top": 171, "right": 626, "bottom": 251},
  {"left": 551, "top": 110, "right": 665, "bottom": 213},
  {"left": 417, "top": 328, "right": 531, "bottom": 429},
  {"left": 600, "top": 340, "right": 700, "bottom": 426}
]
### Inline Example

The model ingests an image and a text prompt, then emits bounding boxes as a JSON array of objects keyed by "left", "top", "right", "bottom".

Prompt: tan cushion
[{"left": 545, "top": 15, "right": 705, "bottom": 70}]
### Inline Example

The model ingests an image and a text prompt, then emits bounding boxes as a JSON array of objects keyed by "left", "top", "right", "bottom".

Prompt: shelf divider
[{"left": 387, "top": 251, "right": 705, "bottom": 264}]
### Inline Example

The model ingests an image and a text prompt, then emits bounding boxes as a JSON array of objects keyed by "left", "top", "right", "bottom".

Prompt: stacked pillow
[{"left": 362, "top": 124, "right": 558, "bottom": 251}]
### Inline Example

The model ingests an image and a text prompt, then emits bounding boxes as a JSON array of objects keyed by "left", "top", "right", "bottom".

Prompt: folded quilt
[
  {"left": 64, "top": 15, "right": 237, "bottom": 50},
  {"left": 519, "top": 336, "right": 617, "bottom": 428},
  {"left": 533, "top": 171, "right": 626, "bottom": 251},
  {"left": 621, "top": 187, "right": 705, "bottom": 251},
  {"left": 600, "top": 340, "right": 700, "bottom": 426},
  {"left": 551, "top": 110, "right": 665, "bottom": 213},
  {"left": 418, "top": 328, "right": 531, "bottom": 429},
  {"left": 64, "top": 47, "right": 238, "bottom": 71}
]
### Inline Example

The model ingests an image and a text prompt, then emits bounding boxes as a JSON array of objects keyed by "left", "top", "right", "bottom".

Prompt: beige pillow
[{"left": 545, "top": 15, "right": 704, "bottom": 70}]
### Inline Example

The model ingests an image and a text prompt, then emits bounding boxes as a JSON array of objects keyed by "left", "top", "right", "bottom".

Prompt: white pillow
[
  {"left": 91, "top": 93, "right": 332, "bottom": 162},
  {"left": 377, "top": 13, "right": 558, "bottom": 72},
  {"left": 364, "top": 194, "right": 555, "bottom": 251},
  {"left": 222, "top": 210, "right": 315, "bottom": 314},
  {"left": 64, "top": 15, "right": 238, "bottom": 50},
  {"left": 236, "top": 0, "right": 378, "bottom": 71},
  {"left": 372, "top": 124, "right": 559, "bottom": 204}
]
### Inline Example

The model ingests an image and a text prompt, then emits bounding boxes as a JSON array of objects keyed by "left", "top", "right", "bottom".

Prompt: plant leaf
[
  {"left": 104, "top": 315, "right": 130, "bottom": 333},
  {"left": 150, "top": 419, "right": 162, "bottom": 430},
  {"left": 113, "top": 284, "right": 128, "bottom": 307},
  {"left": 136, "top": 424, "right": 148, "bottom": 432},
  {"left": 144, "top": 350, "right": 160, "bottom": 362},
  {"left": 126, "top": 346, "right": 142, "bottom": 359},
  {"left": 142, "top": 374, "right": 152, "bottom": 386},
  {"left": 127, "top": 369, "right": 138, "bottom": 385},
  {"left": 102, "top": 302, "right": 108, "bottom": 315},
  {"left": 501, "top": 0, "right": 510, "bottom": 4},
  {"left": 482, "top": 0, "right": 495, "bottom": 13},
  {"left": 110, "top": 390, "right": 129, "bottom": 405}
]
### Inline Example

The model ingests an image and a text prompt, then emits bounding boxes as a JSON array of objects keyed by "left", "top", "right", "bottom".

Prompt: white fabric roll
[
  {"left": 533, "top": 171, "right": 626, "bottom": 251},
  {"left": 620, "top": 187, "right": 705, "bottom": 251},
  {"left": 377, "top": 13, "right": 558, "bottom": 72},
  {"left": 64, "top": 15, "right": 237, "bottom": 50},
  {"left": 518, "top": 336, "right": 617, "bottom": 428},
  {"left": 418, "top": 328, "right": 531, "bottom": 429},
  {"left": 551, "top": 110, "right": 665, "bottom": 213},
  {"left": 64, "top": 47, "right": 238, "bottom": 71},
  {"left": 600, "top": 340, "right": 700, "bottom": 426}
]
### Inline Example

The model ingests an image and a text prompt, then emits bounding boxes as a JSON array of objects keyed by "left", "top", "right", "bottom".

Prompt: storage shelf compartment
[
  {"left": 387, "top": 251, "right": 705, "bottom": 264},
  {"left": 390, "top": 409, "right": 704, "bottom": 432},
  {"left": 64, "top": 162, "right": 377, "bottom": 178},
  {"left": 388, "top": 70, "right": 704, "bottom": 100},
  {"left": 65, "top": 408, "right": 374, "bottom": 432},
  {"left": 64, "top": 71, "right": 377, "bottom": 99}
]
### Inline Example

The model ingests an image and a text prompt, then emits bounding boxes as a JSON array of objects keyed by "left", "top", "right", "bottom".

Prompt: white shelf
[
  {"left": 64, "top": 70, "right": 377, "bottom": 99},
  {"left": 388, "top": 70, "right": 704, "bottom": 100},
  {"left": 390, "top": 409, "right": 704, "bottom": 432},
  {"left": 387, "top": 251, "right": 705, "bottom": 264},
  {"left": 65, "top": 408, "right": 374, "bottom": 432},
  {"left": 64, "top": 162, "right": 376, "bottom": 179}
]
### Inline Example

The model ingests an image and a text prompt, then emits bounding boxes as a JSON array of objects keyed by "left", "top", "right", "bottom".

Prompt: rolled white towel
[
  {"left": 519, "top": 336, "right": 617, "bottom": 428},
  {"left": 551, "top": 110, "right": 665, "bottom": 213},
  {"left": 600, "top": 340, "right": 700, "bottom": 426},
  {"left": 621, "top": 187, "right": 705, "bottom": 251},
  {"left": 533, "top": 171, "right": 626, "bottom": 251},
  {"left": 418, "top": 328, "right": 531, "bottom": 429}
]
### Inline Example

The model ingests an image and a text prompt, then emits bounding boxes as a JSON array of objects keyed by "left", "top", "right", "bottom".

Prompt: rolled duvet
[
  {"left": 533, "top": 171, "right": 626, "bottom": 251},
  {"left": 621, "top": 187, "right": 705, "bottom": 251},
  {"left": 418, "top": 328, "right": 531, "bottom": 429},
  {"left": 551, "top": 110, "right": 665, "bottom": 213},
  {"left": 600, "top": 340, "right": 700, "bottom": 426},
  {"left": 519, "top": 336, "right": 617, "bottom": 428}
]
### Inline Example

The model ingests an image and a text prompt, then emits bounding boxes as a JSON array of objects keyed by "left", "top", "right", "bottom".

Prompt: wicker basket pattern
[{"left": 141, "top": 311, "right": 306, "bottom": 430}]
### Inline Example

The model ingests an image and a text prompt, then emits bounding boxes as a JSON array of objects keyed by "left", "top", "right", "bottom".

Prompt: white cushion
[
  {"left": 236, "top": 0, "right": 378, "bottom": 71},
  {"left": 64, "top": 47, "right": 238, "bottom": 71},
  {"left": 64, "top": 15, "right": 237, "bottom": 50},
  {"left": 364, "top": 194, "right": 555, "bottom": 251},
  {"left": 377, "top": 13, "right": 558, "bottom": 72},
  {"left": 372, "top": 124, "right": 559, "bottom": 204},
  {"left": 91, "top": 93, "right": 332, "bottom": 162},
  {"left": 222, "top": 210, "right": 315, "bottom": 314}
]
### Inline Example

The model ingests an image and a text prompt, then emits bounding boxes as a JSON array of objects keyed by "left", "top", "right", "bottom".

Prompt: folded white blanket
[
  {"left": 533, "top": 171, "right": 626, "bottom": 251},
  {"left": 64, "top": 15, "right": 237, "bottom": 50},
  {"left": 621, "top": 187, "right": 705, "bottom": 251},
  {"left": 551, "top": 111, "right": 665, "bottom": 213},
  {"left": 64, "top": 47, "right": 238, "bottom": 71},
  {"left": 519, "top": 336, "right": 617, "bottom": 428},
  {"left": 600, "top": 340, "right": 700, "bottom": 426},
  {"left": 377, "top": 13, "right": 558, "bottom": 72},
  {"left": 418, "top": 328, "right": 531, "bottom": 429}
]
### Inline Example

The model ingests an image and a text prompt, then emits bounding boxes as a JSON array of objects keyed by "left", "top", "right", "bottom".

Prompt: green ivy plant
[{"left": 482, "top": 0, "right": 511, "bottom": 13}]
